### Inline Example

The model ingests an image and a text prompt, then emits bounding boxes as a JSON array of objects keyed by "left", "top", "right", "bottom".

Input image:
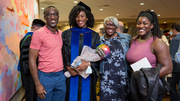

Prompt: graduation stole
[
  {"left": 24, "top": 31, "right": 33, "bottom": 38},
  {"left": 21, "top": 32, "right": 33, "bottom": 49},
  {"left": 69, "top": 27, "right": 93, "bottom": 101},
  {"left": 17, "top": 31, "right": 33, "bottom": 71}
]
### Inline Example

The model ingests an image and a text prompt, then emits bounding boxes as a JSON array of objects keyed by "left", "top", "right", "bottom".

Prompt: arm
[
  {"left": 62, "top": 30, "right": 78, "bottom": 76},
  {"left": 152, "top": 38, "right": 173, "bottom": 77},
  {"left": 89, "top": 32, "right": 100, "bottom": 82},
  {"left": 76, "top": 61, "right": 91, "bottom": 71},
  {"left": 76, "top": 32, "right": 100, "bottom": 72},
  {"left": 29, "top": 48, "right": 46, "bottom": 99},
  {"left": 170, "top": 38, "right": 180, "bottom": 69},
  {"left": 90, "top": 32, "right": 100, "bottom": 70},
  {"left": 67, "top": 66, "right": 79, "bottom": 76},
  {"left": 170, "top": 38, "right": 179, "bottom": 60}
]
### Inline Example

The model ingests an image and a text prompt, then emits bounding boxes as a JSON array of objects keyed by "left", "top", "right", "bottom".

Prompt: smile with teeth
[
  {"left": 51, "top": 20, "right": 56, "bottom": 23},
  {"left": 139, "top": 29, "right": 145, "bottom": 32},
  {"left": 78, "top": 21, "right": 83, "bottom": 24},
  {"left": 107, "top": 29, "right": 113, "bottom": 32}
]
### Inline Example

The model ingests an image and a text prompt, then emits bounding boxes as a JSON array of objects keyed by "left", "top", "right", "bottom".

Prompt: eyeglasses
[
  {"left": 45, "top": 13, "right": 59, "bottom": 17},
  {"left": 105, "top": 24, "right": 116, "bottom": 27}
]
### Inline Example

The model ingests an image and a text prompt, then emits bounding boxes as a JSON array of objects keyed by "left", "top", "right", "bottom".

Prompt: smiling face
[
  {"left": 136, "top": 16, "right": 153, "bottom": 37},
  {"left": 44, "top": 8, "right": 59, "bottom": 29},
  {"left": 104, "top": 20, "right": 117, "bottom": 38},
  {"left": 76, "top": 11, "right": 88, "bottom": 28}
]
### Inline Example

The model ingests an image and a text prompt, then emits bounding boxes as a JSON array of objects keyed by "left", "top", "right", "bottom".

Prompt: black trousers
[
  {"left": 23, "top": 74, "right": 37, "bottom": 101},
  {"left": 169, "top": 73, "right": 180, "bottom": 101}
]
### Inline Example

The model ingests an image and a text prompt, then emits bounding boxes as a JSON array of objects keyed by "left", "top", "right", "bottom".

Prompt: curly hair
[
  {"left": 136, "top": 9, "right": 161, "bottom": 38},
  {"left": 68, "top": 5, "right": 94, "bottom": 28}
]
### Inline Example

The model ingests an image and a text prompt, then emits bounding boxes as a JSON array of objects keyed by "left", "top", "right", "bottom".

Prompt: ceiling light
[
  {"left": 116, "top": 14, "right": 119, "bottom": 16},
  {"left": 164, "top": 22, "right": 166, "bottom": 23},
  {"left": 100, "top": 9, "right": 103, "bottom": 11},
  {"left": 74, "top": 1, "right": 78, "bottom": 3},
  {"left": 101, "top": 22, "right": 103, "bottom": 23},
  {"left": 41, "top": 7, "right": 45, "bottom": 10},
  {"left": 157, "top": 14, "right": 160, "bottom": 16},
  {"left": 151, "top": 10, "right": 154, "bottom": 12},
  {"left": 140, "top": 3, "right": 144, "bottom": 5}
]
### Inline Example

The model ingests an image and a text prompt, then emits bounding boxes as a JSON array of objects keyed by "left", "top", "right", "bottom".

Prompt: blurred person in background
[
  {"left": 169, "top": 22, "right": 180, "bottom": 101},
  {"left": 19, "top": 19, "right": 45, "bottom": 101},
  {"left": 116, "top": 21, "right": 124, "bottom": 33}
]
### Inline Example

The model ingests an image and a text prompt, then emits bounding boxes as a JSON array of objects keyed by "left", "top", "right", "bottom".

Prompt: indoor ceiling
[{"left": 39, "top": 0, "right": 180, "bottom": 26}]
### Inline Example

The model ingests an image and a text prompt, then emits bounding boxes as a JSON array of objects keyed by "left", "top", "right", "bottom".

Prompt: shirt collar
[
  {"left": 45, "top": 26, "right": 59, "bottom": 34},
  {"left": 101, "top": 33, "right": 121, "bottom": 42}
]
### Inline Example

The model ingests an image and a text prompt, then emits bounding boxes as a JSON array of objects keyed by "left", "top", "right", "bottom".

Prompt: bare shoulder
[
  {"left": 153, "top": 38, "right": 166, "bottom": 46},
  {"left": 152, "top": 38, "right": 168, "bottom": 52}
]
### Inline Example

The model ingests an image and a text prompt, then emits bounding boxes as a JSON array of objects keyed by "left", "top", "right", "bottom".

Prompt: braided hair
[
  {"left": 136, "top": 9, "right": 161, "bottom": 38},
  {"left": 68, "top": 5, "right": 94, "bottom": 28}
]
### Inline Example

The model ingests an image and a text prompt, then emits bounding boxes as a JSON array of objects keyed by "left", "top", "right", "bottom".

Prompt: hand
[
  {"left": 76, "top": 61, "right": 90, "bottom": 72},
  {"left": 67, "top": 66, "right": 79, "bottom": 76},
  {"left": 36, "top": 83, "right": 47, "bottom": 99},
  {"left": 96, "top": 47, "right": 105, "bottom": 59}
]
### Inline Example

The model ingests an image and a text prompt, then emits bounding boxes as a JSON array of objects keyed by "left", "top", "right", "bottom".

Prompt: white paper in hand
[
  {"left": 130, "top": 57, "right": 152, "bottom": 71},
  {"left": 86, "top": 66, "right": 92, "bottom": 74}
]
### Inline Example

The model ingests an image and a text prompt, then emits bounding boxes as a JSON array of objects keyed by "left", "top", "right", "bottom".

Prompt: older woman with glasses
[{"left": 99, "top": 16, "right": 131, "bottom": 101}]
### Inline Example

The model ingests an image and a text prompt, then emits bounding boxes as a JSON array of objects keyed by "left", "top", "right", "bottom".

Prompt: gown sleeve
[
  {"left": 62, "top": 30, "right": 72, "bottom": 70},
  {"left": 90, "top": 31, "right": 100, "bottom": 81}
]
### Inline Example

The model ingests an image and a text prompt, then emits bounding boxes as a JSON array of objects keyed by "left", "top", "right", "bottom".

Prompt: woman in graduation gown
[{"left": 62, "top": 2, "right": 100, "bottom": 101}]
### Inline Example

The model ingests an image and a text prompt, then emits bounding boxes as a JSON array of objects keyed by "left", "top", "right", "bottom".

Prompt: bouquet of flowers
[{"left": 64, "top": 44, "right": 110, "bottom": 79}]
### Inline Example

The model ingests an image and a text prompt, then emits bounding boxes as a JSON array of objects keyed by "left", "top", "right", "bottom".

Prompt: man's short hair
[
  {"left": 43, "top": 6, "right": 59, "bottom": 16},
  {"left": 32, "top": 19, "right": 46, "bottom": 27},
  {"left": 171, "top": 22, "right": 180, "bottom": 32}
]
